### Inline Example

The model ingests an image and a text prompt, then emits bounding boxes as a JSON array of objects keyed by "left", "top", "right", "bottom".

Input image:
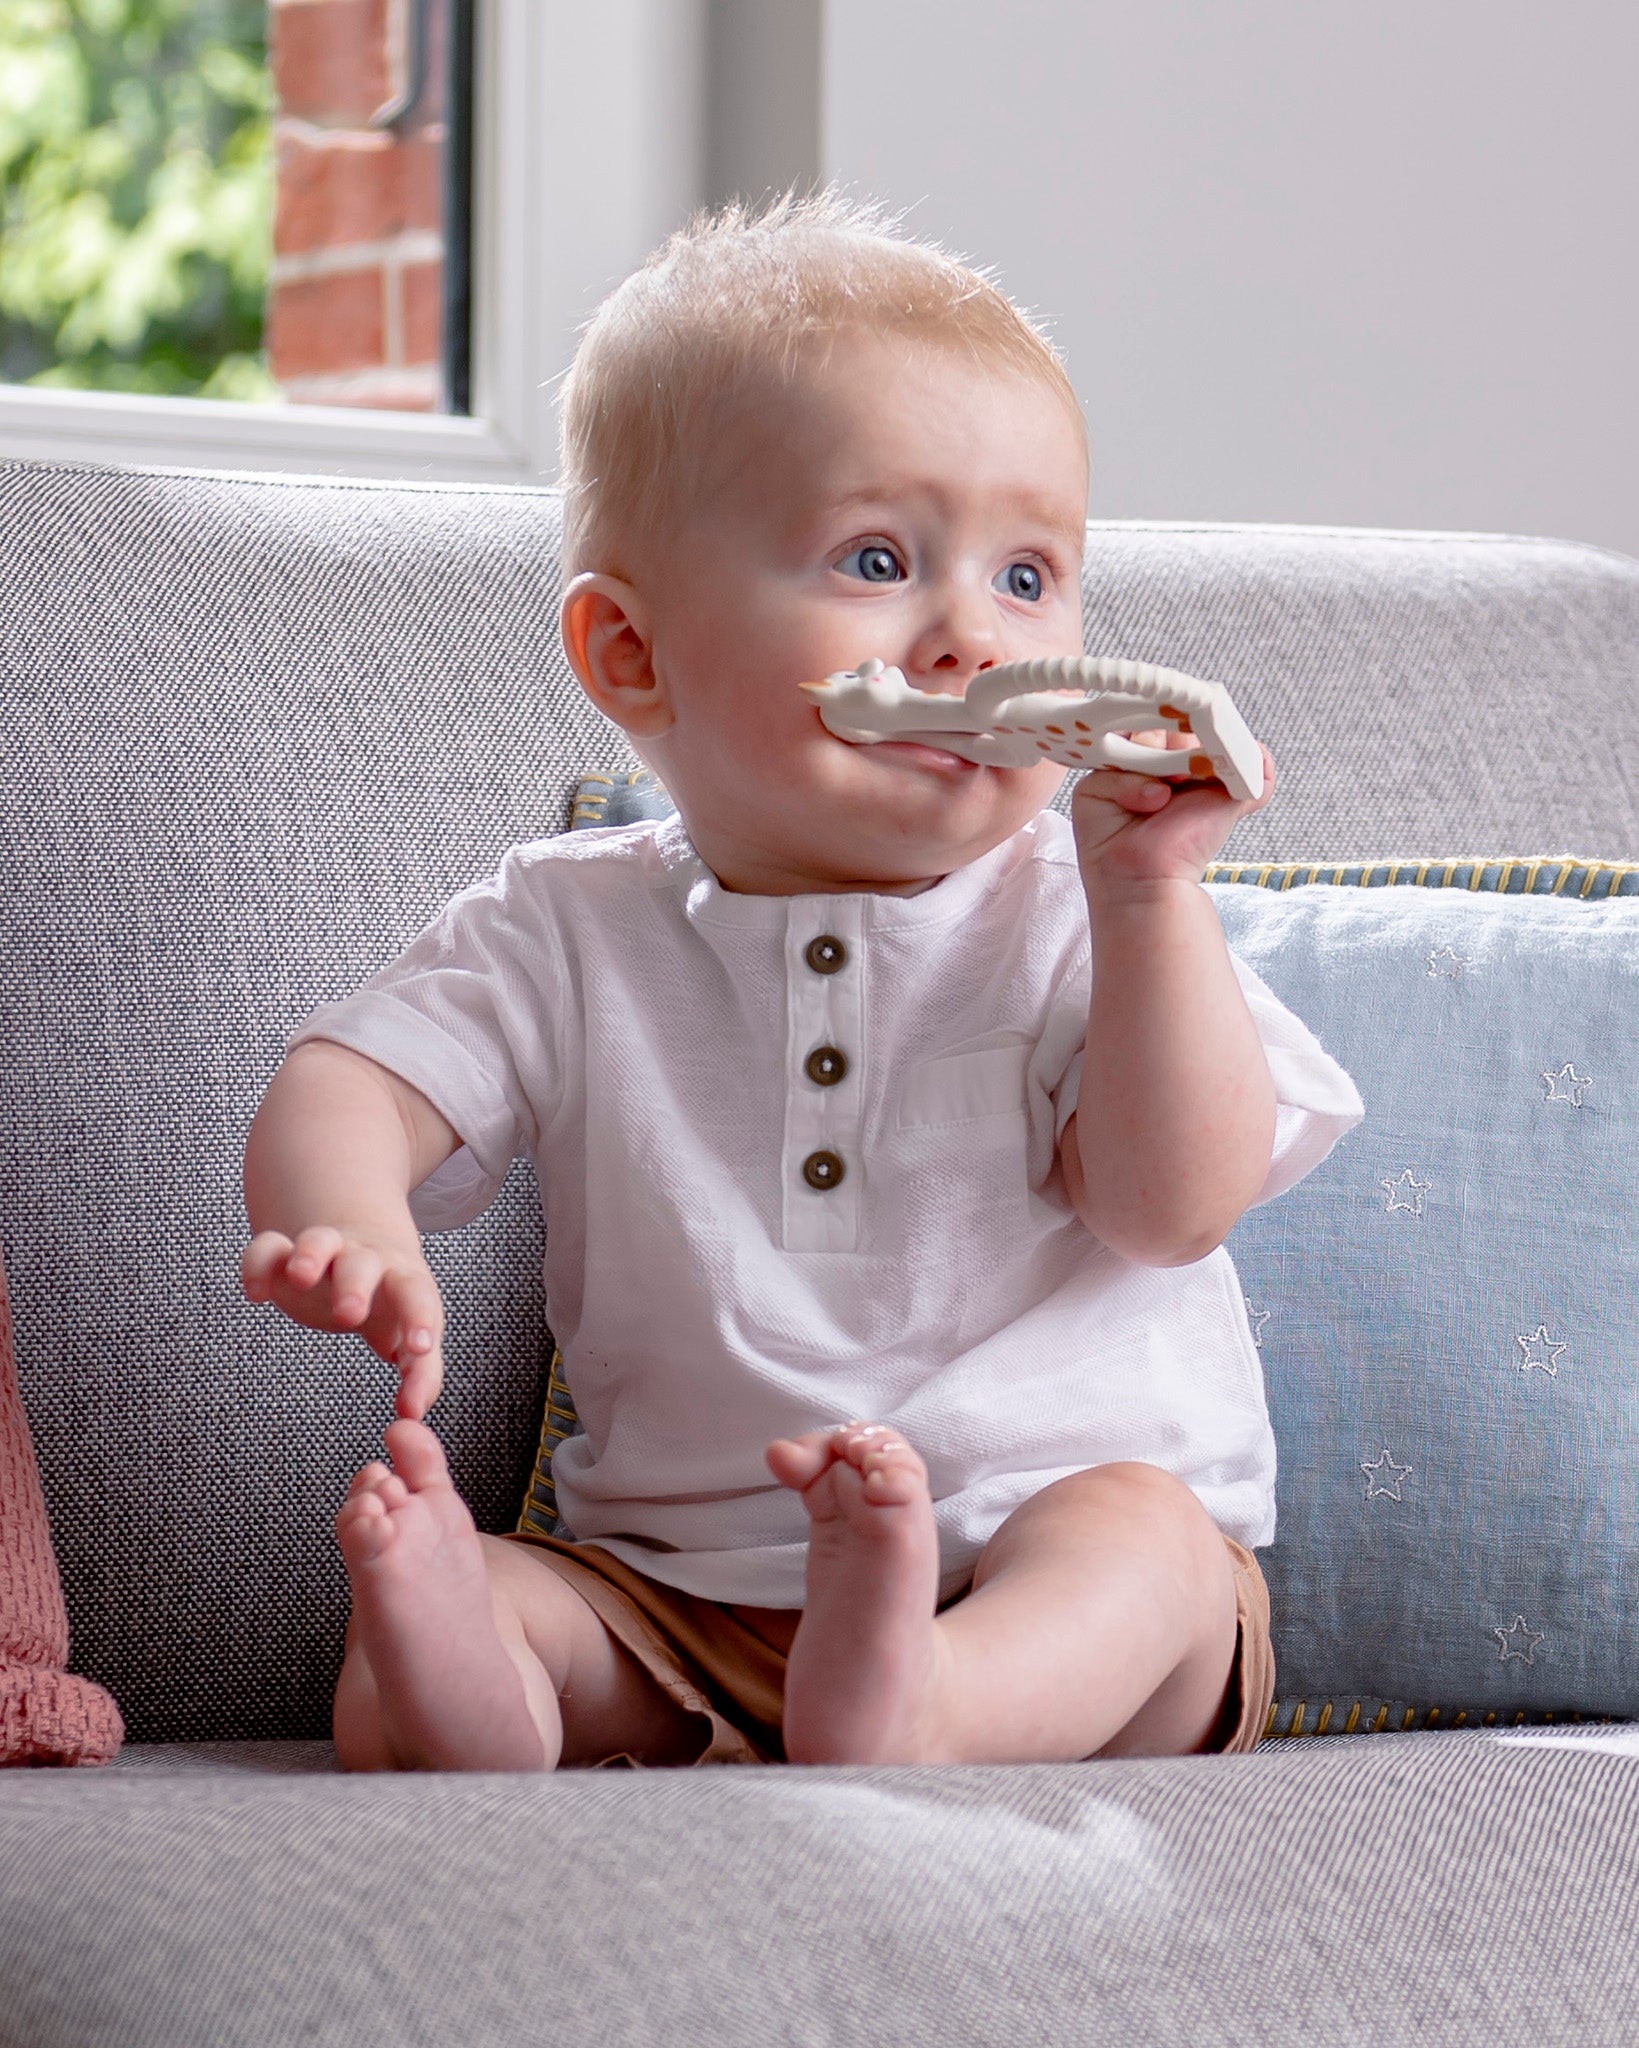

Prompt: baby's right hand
[{"left": 240, "top": 1226, "right": 446, "bottom": 1419}]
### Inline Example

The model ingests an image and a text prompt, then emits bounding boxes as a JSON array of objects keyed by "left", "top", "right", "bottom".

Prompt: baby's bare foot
[
  {"left": 336, "top": 1418, "right": 547, "bottom": 1770},
  {"left": 765, "top": 1422, "right": 951, "bottom": 1764}
]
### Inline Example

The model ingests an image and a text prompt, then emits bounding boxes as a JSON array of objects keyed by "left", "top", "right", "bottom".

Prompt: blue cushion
[{"left": 1213, "top": 860, "right": 1639, "bottom": 1732}]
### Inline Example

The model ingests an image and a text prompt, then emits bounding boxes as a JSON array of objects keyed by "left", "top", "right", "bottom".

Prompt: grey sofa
[{"left": 3, "top": 458, "right": 1638, "bottom": 2046}]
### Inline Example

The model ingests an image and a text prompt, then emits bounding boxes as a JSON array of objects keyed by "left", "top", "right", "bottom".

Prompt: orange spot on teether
[
  {"left": 1189, "top": 754, "right": 1218, "bottom": 776},
  {"left": 1158, "top": 704, "right": 1194, "bottom": 732},
  {"left": 1045, "top": 725, "right": 1065, "bottom": 736},
  {"left": 1074, "top": 721, "right": 1091, "bottom": 732},
  {"left": 1037, "top": 740, "right": 1052, "bottom": 751}
]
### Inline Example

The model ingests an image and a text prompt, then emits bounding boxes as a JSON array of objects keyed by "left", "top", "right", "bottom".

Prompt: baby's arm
[
  {"left": 241, "top": 1039, "right": 460, "bottom": 1418},
  {"left": 1059, "top": 735, "right": 1277, "bottom": 1266}
]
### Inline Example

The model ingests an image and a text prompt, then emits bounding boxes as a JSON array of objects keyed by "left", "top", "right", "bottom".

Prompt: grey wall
[{"left": 816, "top": 0, "right": 1637, "bottom": 558}]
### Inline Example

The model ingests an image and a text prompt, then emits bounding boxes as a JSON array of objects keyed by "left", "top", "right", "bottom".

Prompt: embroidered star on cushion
[
  {"left": 1360, "top": 1449, "right": 1412, "bottom": 1501},
  {"left": 1379, "top": 1168, "right": 1432, "bottom": 1216},
  {"left": 1516, "top": 1326, "right": 1567, "bottom": 1377},
  {"left": 1493, "top": 1615, "right": 1545, "bottom": 1664},
  {"left": 1542, "top": 1063, "right": 1594, "bottom": 1106}
]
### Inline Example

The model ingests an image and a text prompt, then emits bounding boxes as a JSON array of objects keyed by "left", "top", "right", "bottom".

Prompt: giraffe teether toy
[{"left": 800, "top": 656, "right": 1265, "bottom": 802}]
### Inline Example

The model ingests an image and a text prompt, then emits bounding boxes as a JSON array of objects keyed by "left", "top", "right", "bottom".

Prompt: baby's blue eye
[
  {"left": 837, "top": 544, "right": 905, "bottom": 584},
  {"left": 998, "top": 561, "right": 1044, "bottom": 602}
]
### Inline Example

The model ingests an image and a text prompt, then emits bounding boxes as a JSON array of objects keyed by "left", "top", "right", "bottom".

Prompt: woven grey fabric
[
  {"left": 3, "top": 460, "right": 1636, "bottom": 1748},
  {"left": 3, "top": 1734, "right": 1636, "bottom": 2046},
  {"left": 1067, "top": 521, "right": 1639, "bottom": 863},
  {"left": 107, "top": 1740, "right": 340, "bottom": 1774}
]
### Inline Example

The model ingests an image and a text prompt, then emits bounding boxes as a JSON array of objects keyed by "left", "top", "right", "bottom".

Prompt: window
[
  {"left": 0, "top": 1, "right": 814, "bottom": 483},
  {"left": 0, "top": 0, "right": 473, "bottom": 417}
]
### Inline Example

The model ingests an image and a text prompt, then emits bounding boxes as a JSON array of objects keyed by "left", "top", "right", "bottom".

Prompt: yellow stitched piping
[
  {"left": 515, "top": 1344, "right": 576, "bottom": 1534},
  {"left": 1204, "top": 856, "right": 1639, "bottom": 895},
  {"left": 1263, "top": 1697, "right": 1618, "bottom": 1738},
  {"left": 569, "top": 767, "right": 669, "bottom": 831}
]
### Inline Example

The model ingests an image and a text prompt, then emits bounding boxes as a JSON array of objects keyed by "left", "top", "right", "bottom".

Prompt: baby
[{"left": 241, "top": 191, "right": 1362, "bottom": 1772}]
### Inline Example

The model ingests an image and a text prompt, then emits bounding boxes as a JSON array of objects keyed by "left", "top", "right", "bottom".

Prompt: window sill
[{"left": 0, "top": 382, "right": 531, "bottom": 484}]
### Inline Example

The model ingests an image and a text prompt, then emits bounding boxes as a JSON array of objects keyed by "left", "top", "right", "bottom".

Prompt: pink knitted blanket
[{"left": 0, "top": 1248, "right": 124, "bottom": 1764}]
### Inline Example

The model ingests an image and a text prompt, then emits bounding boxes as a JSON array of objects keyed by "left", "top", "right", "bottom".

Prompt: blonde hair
[{"left": 558, "top": 187, "right": 1083, "bottom": 579}]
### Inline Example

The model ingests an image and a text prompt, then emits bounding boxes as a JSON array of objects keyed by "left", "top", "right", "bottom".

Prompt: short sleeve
[
  {"left": 289, "top": 850, "right": 565, "bottom": 1231},
  {"left": 403, "top": 1145, "right": 509, "bottom": 1234},
  {"left": 1229, "top": 950, "right": 1364, "bottom": 1204},
  {"left": 1051, "top": 949, "right": 1363, "bottom": 1205}
]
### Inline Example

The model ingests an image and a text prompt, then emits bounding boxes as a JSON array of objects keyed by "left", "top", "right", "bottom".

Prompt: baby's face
[{"left": 626, "top": 332, "right": 1088, "bottom": 895}]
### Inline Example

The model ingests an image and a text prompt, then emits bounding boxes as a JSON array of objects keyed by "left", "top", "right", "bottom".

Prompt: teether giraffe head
[{"left": 799, "top": 655, "right": 1264, "bottom": 801}]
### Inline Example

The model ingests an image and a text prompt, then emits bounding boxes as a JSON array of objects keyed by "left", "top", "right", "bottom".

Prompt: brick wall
[{"left": 268, "top": 0, "right": 450, "bottom": 411}]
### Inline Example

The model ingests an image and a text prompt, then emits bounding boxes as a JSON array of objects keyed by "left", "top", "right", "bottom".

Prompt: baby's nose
[
  {"left": 905, "top": 581, "right": 1003, "bottom": 687},
  {"left": 910, "top": 655, "right": 996, "bottom": 696}
]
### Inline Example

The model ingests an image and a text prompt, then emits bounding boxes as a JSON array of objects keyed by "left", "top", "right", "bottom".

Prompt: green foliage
[{"left": 0, "top": 0, "right": 277, "bottom": 400}]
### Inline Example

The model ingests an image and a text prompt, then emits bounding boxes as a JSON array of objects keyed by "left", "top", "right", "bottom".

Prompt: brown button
[
  {"left": 802, "top": 1149, "right": 846, "bottom": 1190},
  {"left": 805, "top": 934, "right": 848, "bottom": 974},
  {"left": 805, "top": 1045, "right": 848, "bottom": 1087}
]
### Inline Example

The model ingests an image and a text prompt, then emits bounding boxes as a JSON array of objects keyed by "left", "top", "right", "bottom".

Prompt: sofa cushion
[
  {"left": 1213, "top": 861, "right": 1639, "bottom": 1725},
  {"left": 3, "top": 1732, "right": 1637, "bottom": 2045}
]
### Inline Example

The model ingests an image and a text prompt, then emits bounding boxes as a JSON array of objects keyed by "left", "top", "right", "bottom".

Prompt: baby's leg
[
  {"left": 769, "top": 1429, "right": 1239, "bottom": 1765},
  {"left": 940, "top": 1460, "right": 1242, "bottom": 1762},
  {"left": 332, "top": 1418, "right": 704, "bottom": 1771}
]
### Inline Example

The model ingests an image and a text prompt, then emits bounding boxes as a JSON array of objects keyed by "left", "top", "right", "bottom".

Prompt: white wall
[{"left": 818, "top": 0, "right": 1639, "bottom": 557}]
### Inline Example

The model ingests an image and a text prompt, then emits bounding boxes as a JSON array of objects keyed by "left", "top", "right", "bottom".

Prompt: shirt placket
[{"left": 781, "top": 897, "right": 865, "bottom": 1252}]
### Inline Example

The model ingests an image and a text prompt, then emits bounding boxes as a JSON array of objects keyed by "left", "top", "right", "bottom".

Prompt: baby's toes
[
  {"left": 837, "top": 1425, "right": 928, "bottom": 1507},
  {"left": 349, "top": 1464, "right": 411, "bottom": 1515},
  {"left": 336, "top": 1488, "right": 395, "bottom": 1562},
  {"left": 343, "top": 1460, "right": 392, "bottom": 1502},
  {"left": 766, "top": 1427, "right": 846, "bottom": 1491}
]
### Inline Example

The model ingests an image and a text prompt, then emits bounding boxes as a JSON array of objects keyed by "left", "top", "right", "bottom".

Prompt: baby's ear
[{"left": 560, "top": 573, "right": 673, "bottom": 737}]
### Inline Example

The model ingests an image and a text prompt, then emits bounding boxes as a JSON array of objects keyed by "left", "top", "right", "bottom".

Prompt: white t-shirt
[{"left": 294, "top": 809, "right": 1363, "bottom": 1606}]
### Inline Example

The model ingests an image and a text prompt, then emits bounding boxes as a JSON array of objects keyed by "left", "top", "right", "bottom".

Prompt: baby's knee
[
  {"left": 1090, "top": 1462, "right": 1234, "bottom": 1591},
  {"left": 476, "top": 1532, "right": 570, "bottom": 1629},
  {"left": 1090, "top": 1458, "right": 1209, "bottom": 1524}
]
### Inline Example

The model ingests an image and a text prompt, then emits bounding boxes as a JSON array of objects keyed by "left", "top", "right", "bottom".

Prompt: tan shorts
[{"left": 502, "top": 1528, "right": 1275, "bottom": 1765}]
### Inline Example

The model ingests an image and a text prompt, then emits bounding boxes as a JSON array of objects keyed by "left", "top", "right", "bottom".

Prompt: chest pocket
[{"left": 898, "top": 1042, "right": 1031, "bottom": 1128}]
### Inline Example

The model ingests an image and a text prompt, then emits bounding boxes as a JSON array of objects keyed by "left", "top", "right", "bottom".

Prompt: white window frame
[{"left": 0, "top": 1, "right": 718, "bottom": 485}]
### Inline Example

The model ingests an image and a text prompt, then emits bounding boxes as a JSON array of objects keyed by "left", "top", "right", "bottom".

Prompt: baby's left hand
[{"left": 1069, "top": 730, "right": 1276, "bottom": 891}]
